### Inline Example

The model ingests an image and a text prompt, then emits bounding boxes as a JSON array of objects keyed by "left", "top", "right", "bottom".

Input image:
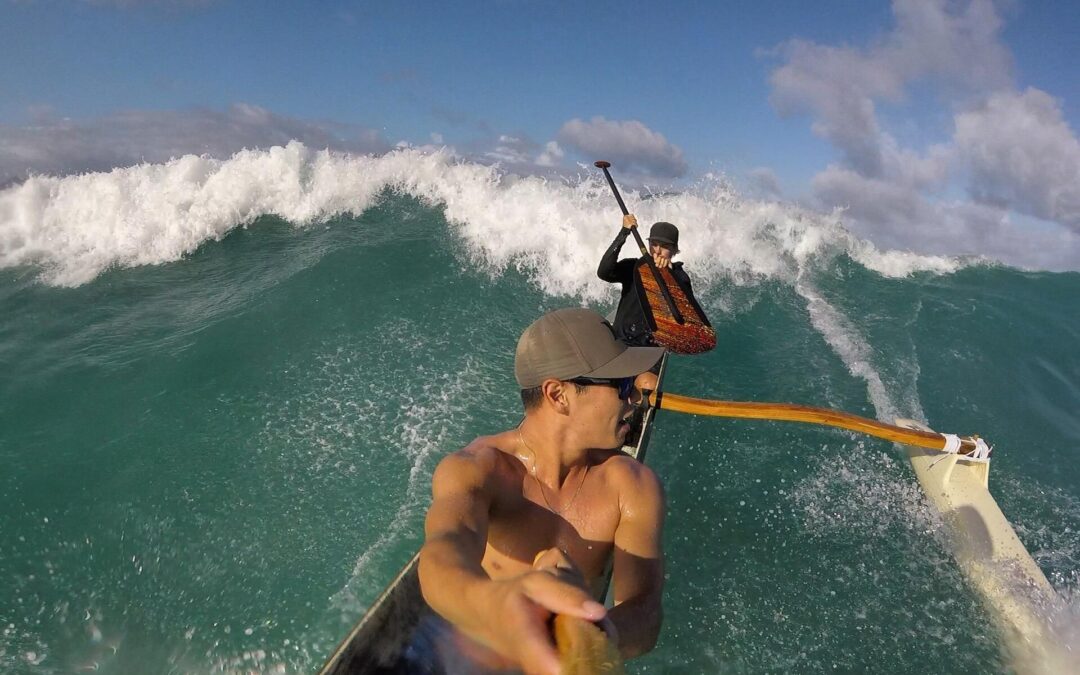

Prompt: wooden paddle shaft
[{"left": 651, "top": 392, "right": 982, "bottom": 453}]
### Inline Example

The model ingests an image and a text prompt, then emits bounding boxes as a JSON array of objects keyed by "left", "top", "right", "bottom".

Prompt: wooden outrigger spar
[{"left": 318, "top": 353, "right": 671, "bottom": 674}]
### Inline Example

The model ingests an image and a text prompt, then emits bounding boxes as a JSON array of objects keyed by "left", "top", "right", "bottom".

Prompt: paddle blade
[
  {"left": 634, "top": 261, "right": 716, "bottom": 354},
  {"left": 553, "top": 615, "right": 625, "bottom": 675}
]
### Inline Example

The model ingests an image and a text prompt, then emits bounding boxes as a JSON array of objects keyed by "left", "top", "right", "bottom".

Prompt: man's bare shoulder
[
  {"left": 594, "top": 451, "right": 665, "bottom": 502},
  {"left": 431, "top": 432, "right": 518, "bottom": 492}
]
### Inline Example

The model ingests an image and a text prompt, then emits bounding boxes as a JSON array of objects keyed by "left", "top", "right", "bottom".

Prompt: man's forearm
[
  {"left": 418, "top": 534, "right": 491, "bottom": 630},
  {"left": 607, "top": 595, "right": 662, "bottom": 658}
]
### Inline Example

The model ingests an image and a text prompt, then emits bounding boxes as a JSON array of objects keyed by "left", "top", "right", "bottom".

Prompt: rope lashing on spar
[{"left": 934, "top": 433, "right": 993, "bottom": 465}]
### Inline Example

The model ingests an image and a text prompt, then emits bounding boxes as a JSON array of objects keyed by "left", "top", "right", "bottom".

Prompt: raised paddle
[
  {"left": 594, "top": 160, "right": 685, "bottom": 325},
  {"left": 646, "top": 391, "right": 992, "bottom": 457}
]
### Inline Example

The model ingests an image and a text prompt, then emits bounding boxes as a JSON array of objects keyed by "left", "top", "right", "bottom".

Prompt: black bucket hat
[{"left": 648, "top": 222, "right": 679, "bottom": 249}]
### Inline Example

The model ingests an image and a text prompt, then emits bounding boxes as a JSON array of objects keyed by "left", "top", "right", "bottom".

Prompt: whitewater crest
[{"left": 0, "top": 141, "right": 961, "bottom": 288}]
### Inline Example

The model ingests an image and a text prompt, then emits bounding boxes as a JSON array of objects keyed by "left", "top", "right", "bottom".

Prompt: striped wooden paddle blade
[
  {"left": 634, "top": 260, "right": 716, "bottom": 355},
  {"left": 553, "top": 615, "right": 625, "bottom": 675}
]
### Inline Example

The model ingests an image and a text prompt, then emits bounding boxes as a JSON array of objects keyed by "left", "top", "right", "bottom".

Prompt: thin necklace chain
[{"left": 517, "top": 429, "right": 589, "bottom": 516}]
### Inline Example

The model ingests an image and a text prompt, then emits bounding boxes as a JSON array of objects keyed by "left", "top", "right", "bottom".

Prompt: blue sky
[{"left": 2, "top": 0, "right": 1078, "bottom": 268}]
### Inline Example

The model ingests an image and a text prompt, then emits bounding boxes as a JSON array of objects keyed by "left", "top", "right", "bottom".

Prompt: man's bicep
[
  {"left": 424, "top": 452, "right": 492, "bottom": 552},
  {"left": 612, "top": 467, "right": 666, "bottom": 605}
]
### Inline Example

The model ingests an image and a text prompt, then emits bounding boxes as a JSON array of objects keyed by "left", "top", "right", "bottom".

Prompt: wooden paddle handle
[{"left": 553, "top": 615, "right": 625, "bottom": 675}]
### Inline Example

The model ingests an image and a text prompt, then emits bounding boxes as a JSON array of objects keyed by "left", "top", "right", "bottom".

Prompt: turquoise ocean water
[{"left": 2, "top": 143, "right": 1079, "bottom": 673}]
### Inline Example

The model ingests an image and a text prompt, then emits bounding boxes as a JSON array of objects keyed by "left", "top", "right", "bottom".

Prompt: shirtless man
[{"left": 418, "top": 308, "right": 667, "bottom": 674}]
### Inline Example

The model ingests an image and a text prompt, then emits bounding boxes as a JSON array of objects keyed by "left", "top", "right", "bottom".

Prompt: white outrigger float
[{"left": 896, "top": 419, "right": 1071, "bottom": 673}]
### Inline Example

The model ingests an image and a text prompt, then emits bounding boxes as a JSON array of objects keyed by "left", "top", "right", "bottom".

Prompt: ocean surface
[{"left": 2, "top": 142, "right": 1079, "bottom": 674}]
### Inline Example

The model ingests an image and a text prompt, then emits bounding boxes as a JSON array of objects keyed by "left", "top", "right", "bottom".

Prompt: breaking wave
[{"left": 0, "top": 141, "right": 962, "bottom": 288}]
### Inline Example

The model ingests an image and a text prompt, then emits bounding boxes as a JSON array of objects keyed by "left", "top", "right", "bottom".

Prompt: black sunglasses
[{"left": 569, "top": 376, "right": 636, "bottom": 400}]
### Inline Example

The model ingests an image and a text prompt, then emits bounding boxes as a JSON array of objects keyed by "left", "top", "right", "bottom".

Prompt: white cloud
[
  {"left": 0, "top": 104, "right": 390, "bottom": 186},
  {"left": 535, "top": 141, "right": 564, "bottom": 167},
  {"left": 484, "top": 135, "right": 534, "bottom": 165},
  {"left": 556, "top": 116, "right": 687, "bottom": 179},
  {"left": 770, "top": 0, "right": 1010, "bottom": 176},
  {"left": 954, "top": 88, "right": 1080, "bottom": 231},
  {"left": 813, "top": 164, "right": 1080, "bottom": 270},
  {"left": 767, "top": 0, "right": 1080, "bottom": 269},
  {"left": 467, "top": 134, "right": 568, "bottom": 176},
  {"left": 0, "top": 103, "right": 571, "bottom": 186}
]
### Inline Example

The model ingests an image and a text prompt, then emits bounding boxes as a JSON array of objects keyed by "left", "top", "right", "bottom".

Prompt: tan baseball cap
[{"left": 514, "top": 308, "right": 665, "bottom": 388}]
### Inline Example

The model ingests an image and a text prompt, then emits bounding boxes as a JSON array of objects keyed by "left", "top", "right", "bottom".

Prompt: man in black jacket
[{"left": 597, "top": 214, "right": 694, "bottom": 347}]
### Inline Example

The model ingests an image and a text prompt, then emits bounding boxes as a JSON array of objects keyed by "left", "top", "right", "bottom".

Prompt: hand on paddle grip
[
  {"left": 622, "top": 214, "right": 638, "bottom": 230},
  {"left": 533, "top": 549, "right": 620, "bottom": 667},
  {"left": 467, "top": 548, "right": 605, "bottom": 675}
]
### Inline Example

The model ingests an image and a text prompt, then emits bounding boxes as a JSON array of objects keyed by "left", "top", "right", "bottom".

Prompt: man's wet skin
[{"left": 470, "top": 384, "right": 643, "bottom": 590}]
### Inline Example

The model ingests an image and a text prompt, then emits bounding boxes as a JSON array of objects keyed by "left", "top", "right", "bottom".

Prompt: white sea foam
[
  {"left": 794, "top": 278, "right": 917, "bottom": 423},
  {"left": 0, "top": 141, "right": 963, "bottom": 288}
]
